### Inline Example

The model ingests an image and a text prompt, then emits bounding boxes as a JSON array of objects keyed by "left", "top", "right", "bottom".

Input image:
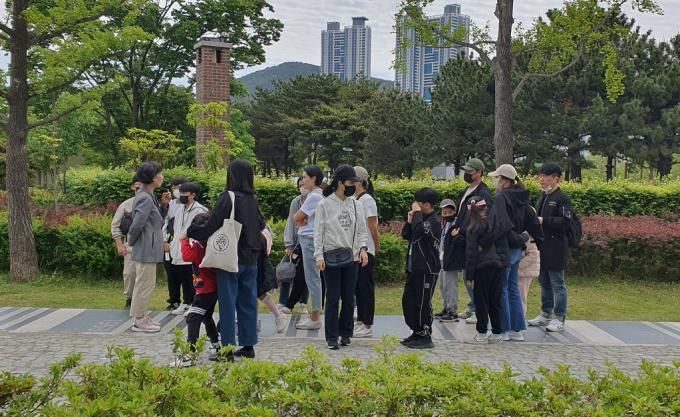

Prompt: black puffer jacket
[{"left": 445, "top": 182, "right": 494, "bottom": 270}]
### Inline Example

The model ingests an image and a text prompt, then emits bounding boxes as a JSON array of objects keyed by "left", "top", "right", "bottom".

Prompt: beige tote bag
[{"left": 200, "top": 191, "right": 242, "bottom": 272}]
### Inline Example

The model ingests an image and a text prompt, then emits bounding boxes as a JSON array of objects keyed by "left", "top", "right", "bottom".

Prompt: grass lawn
[{"left": 1, "top": 274, "right": 679, "bottom": 322}]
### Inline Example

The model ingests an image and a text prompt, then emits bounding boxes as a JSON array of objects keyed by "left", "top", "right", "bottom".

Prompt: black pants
[
  {"left": 324, "top": 262, "right": 358, "bottom": 343},
  {"left": 284, "top": 251, "right": 309, "bottom": 308},
  {"left": 186, "top": 292, "right": 219, "bottom": 351},
  {"left": 472, "top": 267, "right": 504, "bottom": 335},
  {"left": 355, "top": 254, "right": 376, "bottom": 325},
  {"left": 166, "top": 262, "right": 194, "bottom": 305},
  {"left": 402, "top": 272, "right": 438, "bottom": 336}
]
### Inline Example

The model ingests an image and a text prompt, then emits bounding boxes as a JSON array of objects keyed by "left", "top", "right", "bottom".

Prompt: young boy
[
  {"left": 434, "top": 199, "right": 461, "bottom": 322},
  {"left": 401, "top": 188, "right": 442, "bottom": 349},
  {"left": 173, "top": 213, "right": 220, "bottom": 367}
]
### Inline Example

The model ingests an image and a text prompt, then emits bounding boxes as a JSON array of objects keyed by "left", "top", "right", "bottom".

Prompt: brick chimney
[{"left": 194, "top": 36, "right": 232, "bottom": 169}]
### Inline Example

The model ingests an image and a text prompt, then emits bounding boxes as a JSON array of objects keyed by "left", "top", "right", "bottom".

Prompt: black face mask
[
  {"left": 443, "top": 216, "right": 456, "bottom": 222},
  {"left": 463, "top": 172, "right": 474, "bottom": 183},
  {"left": 343, "top": 185, "right": 356, "bottom": 197},
  {"left": 179, "top": 196, "right": 189, "bottom": 204}
]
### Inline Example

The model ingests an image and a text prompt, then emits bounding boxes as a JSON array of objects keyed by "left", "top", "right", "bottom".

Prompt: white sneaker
[
  {"left": 183, "top": 309, "right": 190, "bottom": 317},
  {"left": 208, "top": 342, "right": 221, "bottom": 355},
  {"left": 501, "top": 332, "right": 510, "bottom": 341},
  {"left": 508, "top": 331, "right": 525, "bottom": 341},
  {"left": 275, "top": 314, "right": 288, "bottom": 333},
  {"left": 171, "top": 304, "right": 189, "bottom": 315},
  {"left": 145, "top": 313, "right": 161, "bottom": 327},
  {"left": 465, "top": 312, "right": 477, "bottom": 324},
  {"left": 527, "top": 315, "right": 551, "bottom": 327},
  {"left": 296, "top": 318, "right": 321, "bottom": 330},
  {"left": 546, "top": 319, "right": 565, "bottom": 332},
  {"left": 279, "top": 306, "right": 293, "bottom": 314},
  {"left": 488, "top": 334, "right": 503, "bottom": 344},
  {"left": 465, "top": 333, "right": 489, "bottom": 344},
  {"left": 354, "top": 326, "right": 373, "bottom": 338},
  {"left": 132, "top": 318, "right": 160, "bottom": 333},
  {"left": 170, "top": 355, "right": 193, "bottom": 368}
]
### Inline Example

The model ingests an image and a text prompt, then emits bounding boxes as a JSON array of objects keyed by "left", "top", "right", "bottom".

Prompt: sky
[{"left": 235, "top": 0, "right": 680, "bottom": 81}]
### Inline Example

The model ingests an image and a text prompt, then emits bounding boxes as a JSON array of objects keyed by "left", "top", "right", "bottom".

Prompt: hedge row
[
  {"left": 62, "top": 167, "right": 680, "bottom": 221},
  {"left": 1, "top": 213, "right": 678, "bottom": 282},
  {"left": 4, "top": 339, "right": 680, "bottom": 416}
]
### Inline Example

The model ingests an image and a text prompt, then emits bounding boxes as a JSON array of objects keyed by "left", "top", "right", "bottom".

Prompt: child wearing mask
[{"left": 434, "top": 199, "right": 461, "bottom": 322}]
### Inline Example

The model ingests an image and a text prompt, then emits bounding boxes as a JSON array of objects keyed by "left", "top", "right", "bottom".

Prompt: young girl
[
  {"left": 258, "top": 225, "right": 287, "bottom": 333},
  {"left": 464, "top": 197, "right": 508, "bottom": 344},
  {"left": 314, "top": 165, "right": 369, "bottom": 350}
]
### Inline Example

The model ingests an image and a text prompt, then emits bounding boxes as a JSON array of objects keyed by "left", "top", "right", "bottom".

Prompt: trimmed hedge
[
  {"left": 62, "top": 167, "right": 680, "bottom": 221},
  {"left": 2, "top": 337, "right": 680, "bottom": 416},
  {"left": 1, "top": 213, "right": 679, "bottom": 282}
]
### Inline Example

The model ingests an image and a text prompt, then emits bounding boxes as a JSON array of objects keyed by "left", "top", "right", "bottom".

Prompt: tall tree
[
  {"left": 396, "top": 0, "right": 662, "bottom": 166},
  {"left": 0, "top": 0, "right": 146, "bottom": 282}
]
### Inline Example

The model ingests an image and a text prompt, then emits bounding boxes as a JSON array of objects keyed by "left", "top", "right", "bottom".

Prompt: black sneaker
[
  {"left": 433, "top": 308, "right": 448, "bottom": 319},
  {"left": 209, "top": 351, "right": 234, "bottom": 362},
  {"left": 439, "top": 311, "right": 459, "bottom": 322},
  {"left": 400, "top": 332, "right": 417, "bottom": 345},
  {"left": 167, "top": 302, "right": 180, "bottom": 311},
  {"left": 340, "top": 336, "right": 351, "bottom": 346},
  {"left": 404, "top": 335, "right": 435, "bottom": 350},
  {"left": 328, "top": 341, "right": 339, "bottom": 350},
  {"left": 233, "top": 347, "right": 255, "bottom": 359},
  {"left": 125, "top": 299, "right": 132, "bottom": 309}
]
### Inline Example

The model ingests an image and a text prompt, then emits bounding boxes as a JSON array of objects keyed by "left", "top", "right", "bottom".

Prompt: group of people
[
  {"left": 401, "top": 159, "right": 573, "bottom": 348},
  {"left": 110, "top": 157, "right": 574, "bottom": 361}
]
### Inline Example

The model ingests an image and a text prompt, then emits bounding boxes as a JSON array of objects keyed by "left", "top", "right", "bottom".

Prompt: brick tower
[{"left": 194, "top": 36, "right": 232, "bottom": 169}]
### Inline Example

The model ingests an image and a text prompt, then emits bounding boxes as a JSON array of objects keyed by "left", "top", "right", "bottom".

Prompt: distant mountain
[{"left": 236, "top": 62, "right": 394, "bottom": 98}]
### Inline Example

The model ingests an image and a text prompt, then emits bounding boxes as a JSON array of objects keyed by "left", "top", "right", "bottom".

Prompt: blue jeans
[
  {"left": 299, "top": 235, "right": 322, "bottom": 311},
  {"left": 539, "top": 270, "right": 568, "bottom": 321},
  {"left": 216, "top": 265, "right": 258, "bottom": 348},
  {"left": 501, "top": 248, "right": 526, "bottom": 332}
]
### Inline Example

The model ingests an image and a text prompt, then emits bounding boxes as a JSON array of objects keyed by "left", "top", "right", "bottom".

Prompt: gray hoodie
[
  {"left": 313, "top": 193, "right": 368, "bottom": 262},
  {"left": 127, "top": 187, "right": 165, "bottom": 263}
]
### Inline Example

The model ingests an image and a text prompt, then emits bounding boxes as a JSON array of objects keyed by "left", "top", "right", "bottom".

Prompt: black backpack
[
  {"left": 120, "top": 212, "right": 133, "bottom": 236},
  {"left": 565, "top": 210, "right": 582, "bottom": 249}
]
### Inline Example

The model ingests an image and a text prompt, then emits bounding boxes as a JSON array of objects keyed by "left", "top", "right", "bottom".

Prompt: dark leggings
[
  {"left": 284, "top": 252, "right": 309, "bottom": 309},
  {"left": 472, "top": 267, "right": 504, "bottom": 335}
]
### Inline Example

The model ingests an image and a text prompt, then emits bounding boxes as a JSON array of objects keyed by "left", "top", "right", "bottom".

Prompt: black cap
[{"left": 334, "top": 165, "right": 361, "bottom": 182}]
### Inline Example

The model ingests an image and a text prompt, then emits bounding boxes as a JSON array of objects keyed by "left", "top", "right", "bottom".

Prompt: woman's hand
[
  {"left": 360, "top": 249, "right": 369, "bottom": 267},
  {"left": 451, "top": 228, "right": 460, "bottom": 237},
  {"left": 163, "top": 243, "right": 171, "bottom": 253},
  {"left": 316, "top": 259, "right": 325, "bottom": 272}
]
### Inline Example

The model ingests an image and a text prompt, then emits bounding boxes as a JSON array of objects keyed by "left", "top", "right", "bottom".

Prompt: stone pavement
[{"left": 1, "top": 306, "right": 680, "bottom": 378}]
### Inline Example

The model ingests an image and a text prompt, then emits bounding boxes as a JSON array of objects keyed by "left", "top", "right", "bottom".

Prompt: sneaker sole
[
  {"left": 131, "top": 326, "right": 160, "bottom": 333},
  {"left": 546, "top": 328, "right": 565, "bottom": 332},
  {"left": 439, "top": 318, "right": 460, "bottom": 322},
  {"left": 353, "top": 333, "right": 373, "bottom": 338}
]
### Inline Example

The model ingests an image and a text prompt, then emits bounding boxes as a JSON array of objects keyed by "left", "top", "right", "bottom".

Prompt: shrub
[
  {"left": 2, "top": 336, "right": 679, "bottom": 416},
  {"left": 62, "top": 167, "right": 680, "bottom": 221}
]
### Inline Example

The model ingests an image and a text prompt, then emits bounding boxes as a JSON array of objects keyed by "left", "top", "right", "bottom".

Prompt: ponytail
[{"left": 323, "top": 178, "right": 338, "bottom": 197}]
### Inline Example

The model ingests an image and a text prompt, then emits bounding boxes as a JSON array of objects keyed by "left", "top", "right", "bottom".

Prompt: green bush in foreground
[{"left": 1, "top": 335, "right": 679, "bottom": 416}]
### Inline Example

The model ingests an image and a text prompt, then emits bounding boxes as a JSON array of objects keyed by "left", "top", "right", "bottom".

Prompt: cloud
[{"left": 237, "top": 0, "right": 679, "bottom": 81}]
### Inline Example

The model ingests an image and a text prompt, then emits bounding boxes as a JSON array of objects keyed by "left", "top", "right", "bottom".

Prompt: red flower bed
[{"left": 582, "top": 215, "right": 680, "bottom": 244}]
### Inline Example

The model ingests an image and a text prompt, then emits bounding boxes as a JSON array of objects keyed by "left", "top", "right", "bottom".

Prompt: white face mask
[
  {"left": 299, "top": 187, "right": 309, "bottom": 197},
  {"left": 173, "top": 189, "right": 180, "bottom": 199}
]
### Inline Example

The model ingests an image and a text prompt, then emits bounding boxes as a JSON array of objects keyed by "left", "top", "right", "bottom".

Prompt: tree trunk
[
  {"left": 5, "top": 0, "right": 39, "bottom": 282},
  {"left": 606, "top": 155, "right": 615, "bottom": 181},
  {"left": 657, "top": 154, "right": 672, "bottom": 178},
  {"left": 569, "top": 162, "right": 582, "bottom": 182},
  {"left": 492, "top": 0, "right": 514, "bottom": 167}
]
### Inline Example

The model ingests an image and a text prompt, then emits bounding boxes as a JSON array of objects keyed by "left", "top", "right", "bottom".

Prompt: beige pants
[
  {"left": 518, "top": 242, "right": 540, "bottom": 315},
  {"left": 122, "top": 246, "right": 136, "bottom": 300},
  {"left": 130, "top": 261, "right": 157, "bottom": 318}
]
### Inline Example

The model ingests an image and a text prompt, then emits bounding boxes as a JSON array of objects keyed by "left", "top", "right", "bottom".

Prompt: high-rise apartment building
[
  {"left": 321, "top": 17, "right": 371, "bottom": 80},
  {"left": 395, "top": 4, "right": 470, "bottom": 102}
]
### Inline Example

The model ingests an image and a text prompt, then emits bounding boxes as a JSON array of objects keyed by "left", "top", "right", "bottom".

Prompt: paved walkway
[{"left": 1, "top": 306, "right": 680, "bottom": 378}]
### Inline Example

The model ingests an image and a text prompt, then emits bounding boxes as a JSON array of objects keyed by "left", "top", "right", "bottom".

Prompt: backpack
[
  {"left": 120, "top": 212, "right": 133, "bottom": 236},
  {"left": 565, "top": 210, "right": 582, "bottom": 249}
]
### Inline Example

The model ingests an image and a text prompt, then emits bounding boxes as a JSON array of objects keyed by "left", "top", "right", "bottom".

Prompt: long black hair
[
  {"left": 226, "top": 159, "right": 255, "bottom": 194},
  {"left": 323, "top": 178, "right": 339, "bottom": 197}
]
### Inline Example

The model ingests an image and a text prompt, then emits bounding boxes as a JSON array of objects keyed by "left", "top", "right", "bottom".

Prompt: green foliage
[
  {"left": 375, "top": 233, "right": 408, "bottom": 283},
  {"left": 2, "top": 336, "right": 680, "bottom": 416},
  {"left": 118, "top": 128, "right": 183, "bottom": 169}
]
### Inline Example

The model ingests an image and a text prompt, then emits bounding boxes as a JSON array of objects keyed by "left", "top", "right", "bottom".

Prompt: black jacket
[
  {"left": 441, "top": 221, "right": 458, "bottom": 271},
  {"left": 445, "top": 182, "right": 494, "bottom": 270},
  {"left": 402, "top": 211, "right": 442, "bottom": 275},
  {"left": 187, "top": 190, "right": 265, "bottom": 266},
  {"left": 536, "top": 188, "right": 572, "bottom": 271},
  {"left": 485, "top": 187, "right": 544, "bottom": 256},
  {"left": 464, "top": 220, "right": 507, "bottom": 281}
]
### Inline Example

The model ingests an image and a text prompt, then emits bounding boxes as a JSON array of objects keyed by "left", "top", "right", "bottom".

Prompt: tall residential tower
[
  {"left": 395, "top": 4, "right": 470, "bottom": 102},
  {"left": 321, "top": 17, "right": 371, "bottom": 80}
]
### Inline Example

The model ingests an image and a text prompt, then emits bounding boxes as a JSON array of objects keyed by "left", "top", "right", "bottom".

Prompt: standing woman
[
  {"left": 293, "top": 166, "right": 325, "bottom": 330},
  {"left": 315, "top": 165, "right": 369, "bottom": 350},
  {"left": 187, "top": 160, "right": 264, "bottom": 360},
  {"left": 279, "top": 176, "right": 309, "bottom": 313},
  {"left": 127, "top": 161, "right": 166, "bottom": 333},
  {"left": 353, "top": 166, "right": 379, "bottom": 338}
]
